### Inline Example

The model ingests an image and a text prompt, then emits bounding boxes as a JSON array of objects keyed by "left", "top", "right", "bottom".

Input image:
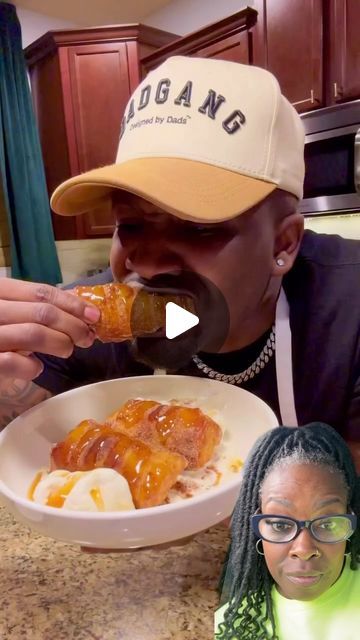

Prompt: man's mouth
[
  {"left": 122, "top": 274, "right": 198, "bottom": 304},
  {"left": 122, "top": 270, "right": 230, "bottom": 354}
]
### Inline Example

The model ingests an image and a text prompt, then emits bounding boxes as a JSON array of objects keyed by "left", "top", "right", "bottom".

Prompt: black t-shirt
[{"left": 34, "top": 231, "right": 360, "bottom": 440}]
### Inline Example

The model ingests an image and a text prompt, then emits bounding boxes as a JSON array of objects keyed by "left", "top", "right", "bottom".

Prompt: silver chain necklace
[{"left": 192, "top": 324, "right": 276, "bottom": 386}]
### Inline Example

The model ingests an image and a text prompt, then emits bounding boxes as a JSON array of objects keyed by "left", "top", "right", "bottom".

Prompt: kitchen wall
[
  {"left": 145, "top": 0, "right": 255, "bottom": 34},
  {"left": 16, "top": 7, "right": 78, "bottom": 47},
  {"left": 16, "top": 1, "right": 255, "bottom": 44}
]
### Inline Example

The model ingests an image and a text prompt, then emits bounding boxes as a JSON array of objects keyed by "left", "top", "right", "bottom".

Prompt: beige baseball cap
[{"left": 51, "top": 56, "right": 305, "bottom": 222}]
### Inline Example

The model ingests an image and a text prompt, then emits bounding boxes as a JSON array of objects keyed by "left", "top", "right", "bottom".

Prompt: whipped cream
[{"left": 30, "top": 468, "right": 135, "bottom": 512}]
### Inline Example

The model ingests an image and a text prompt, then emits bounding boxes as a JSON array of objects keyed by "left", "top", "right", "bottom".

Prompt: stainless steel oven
[{"left": 299, "top": 100, "right": 360, "bottom": 216}]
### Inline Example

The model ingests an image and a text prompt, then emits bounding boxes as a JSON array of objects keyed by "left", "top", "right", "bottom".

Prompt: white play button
[{"left": 165, "top": 302, "right": 199, "bottom": 340}]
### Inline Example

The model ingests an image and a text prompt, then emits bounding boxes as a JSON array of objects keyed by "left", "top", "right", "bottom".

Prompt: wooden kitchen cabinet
[
  {"left": 25, "top": 25, "right": 178, "bottom": 240},
  {"left": 327, "top": 0, "right": 360, "bottom": 104},
  {"left": 144, "top": 1, "right": 360, "bottom": 116},
  {"left": 142, "top": 8, "right": 258, "bottom": 73},
  {"left": 253, "top": 0, "right": 324, "bottom": 112},
  {"left": 142, "top": 4, "right": 324, "bottom": 113},
  {"left": 254, "top": 0, "right": 360, "bottom": 110}
]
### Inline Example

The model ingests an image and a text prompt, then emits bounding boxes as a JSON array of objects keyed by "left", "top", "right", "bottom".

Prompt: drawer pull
[
  {"left": 292, "top": 89, "right": 317, "bottom": 106},
  {"left": 334, "top": 82, "right": 343, "bottom": 99}
]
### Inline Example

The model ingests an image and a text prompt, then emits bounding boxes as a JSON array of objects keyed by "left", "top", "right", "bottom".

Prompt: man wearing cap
[{"left": 0, "top": 56, "right": 359, "bottom": 461}]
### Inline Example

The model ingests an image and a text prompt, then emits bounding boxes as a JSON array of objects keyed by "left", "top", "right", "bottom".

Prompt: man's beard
[{"left": 129, "top": 328, "right": 201, "bottom": 371}]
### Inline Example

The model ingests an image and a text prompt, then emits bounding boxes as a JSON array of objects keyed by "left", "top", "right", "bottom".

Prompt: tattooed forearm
[{"left": 0, "top": 379, "right": 52, "bottom": 430}]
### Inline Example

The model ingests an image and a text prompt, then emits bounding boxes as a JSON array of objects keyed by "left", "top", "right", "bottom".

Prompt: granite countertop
[{"left": 0, "top": 506, "right": 230, "bottom": 640}]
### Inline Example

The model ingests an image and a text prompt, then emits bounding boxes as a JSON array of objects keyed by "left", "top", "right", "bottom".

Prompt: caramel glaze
[
  {"left": 47, "top": 476, "right": 79, "bottom": 508},
  {"left": 28, "top": 470, "right": 45, "bottom": 501},
  {"left": 28, "top": 471, "right": 82, "bottom": 509},
  {"left": 50, "top": 419, "right": 187, "bottom": 509},
  {"left": 74, "top": 284, "right": 135, "bottom": 342},
  {"left": 75, "top": 283, "right": 195, "bottom": 343},
  {"left": 106, "top": 400, "right": 222, "bottom": 469}
]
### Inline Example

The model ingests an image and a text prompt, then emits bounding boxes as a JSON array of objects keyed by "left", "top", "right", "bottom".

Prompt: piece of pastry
[
  {"left": 74, "top": 282, "right": 194, "bottom": 343},
  {"left": 106, "top": 399, "right": 222, "bottom": 469},
  {"left": 50, "top": 419, "right": 187, "bottom": 508}
]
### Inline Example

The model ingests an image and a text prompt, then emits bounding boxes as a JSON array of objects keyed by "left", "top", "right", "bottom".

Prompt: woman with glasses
[{"left": 215, "top": 422, "right": 360, "bottom": 640}]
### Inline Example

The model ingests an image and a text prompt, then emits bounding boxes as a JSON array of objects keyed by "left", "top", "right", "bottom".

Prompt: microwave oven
[{"left": 299, "top": 100, "right": 360, "bottom": 216}]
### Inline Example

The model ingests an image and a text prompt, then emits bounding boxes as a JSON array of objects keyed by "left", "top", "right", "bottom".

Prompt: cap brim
[{"left": 50, "top": 158, "right": 276, "bottom": 222}]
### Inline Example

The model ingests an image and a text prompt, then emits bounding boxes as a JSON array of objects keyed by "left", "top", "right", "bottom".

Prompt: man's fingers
[
  {"left": 0, "top": 352, "right": 44, "bottom": 380},
  {"left": 0, "top": 278, "right": 100, "bottom": 324},
  {"left": 0, "top": 324, "right": 76, "bottom": 358},
  {"left": 0, "top": 280, "right": 99, "bottom": 375},
  {"left": 0, "top": 300, "right": 96, "bottom": 348}
]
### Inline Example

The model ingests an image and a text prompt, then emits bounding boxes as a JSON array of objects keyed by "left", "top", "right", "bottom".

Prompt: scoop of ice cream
[{"left": 31, "top": 468, "right": 135, "bottom": 512}]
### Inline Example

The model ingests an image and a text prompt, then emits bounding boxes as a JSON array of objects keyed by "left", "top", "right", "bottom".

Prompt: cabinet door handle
[
  {"left": 334, "top": 82, "right": 343, "bottom": 99},
  {"left": 355, "top": 127, "right": 360, "bottom": 196},
  {"left": 292, "top": 90, "right": 317, "bottom": 106}
]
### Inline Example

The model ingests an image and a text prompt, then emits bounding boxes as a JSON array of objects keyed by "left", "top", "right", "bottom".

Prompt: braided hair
[{"left": 215, "top": 423, "right": 360, "bottom": 640}]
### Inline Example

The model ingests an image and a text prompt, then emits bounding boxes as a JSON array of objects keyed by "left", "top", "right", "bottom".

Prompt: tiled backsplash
[
  {"left": 56, "top": 238, "right": 112, "bottom": 285},
  {"left": 0, "top": 235, "right": 112, "bottom": 284},
  {"left": 304, "top": 212, "right": 360, "bottom": 240}
]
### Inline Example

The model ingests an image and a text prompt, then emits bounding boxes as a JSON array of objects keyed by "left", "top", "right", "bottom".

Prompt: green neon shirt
[{"left": 215, "top": 558, "right": 360, "bottom": 639}]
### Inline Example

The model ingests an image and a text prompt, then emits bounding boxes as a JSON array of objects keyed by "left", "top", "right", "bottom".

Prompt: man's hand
[{"left": 0, "top": 278, "right": 100, "bottom": 380}]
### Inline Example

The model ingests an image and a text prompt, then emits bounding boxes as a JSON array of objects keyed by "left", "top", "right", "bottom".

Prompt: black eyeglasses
[{"left": 251, "top": 513, "right": 357, "bottom": 544}]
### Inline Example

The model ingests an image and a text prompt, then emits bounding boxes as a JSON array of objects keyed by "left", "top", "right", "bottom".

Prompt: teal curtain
[{"left": 0, "top": 2, "right": 62, "bottom": 284}]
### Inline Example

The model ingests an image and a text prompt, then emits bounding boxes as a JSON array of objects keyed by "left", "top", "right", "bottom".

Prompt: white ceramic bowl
[{"left": 0, "top": 375, "right": 278, "bottom": 548}]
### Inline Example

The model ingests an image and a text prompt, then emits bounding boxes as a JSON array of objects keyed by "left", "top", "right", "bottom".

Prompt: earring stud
[{"left": 276, "top": 258, "right": 285, "bottom": 267}]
